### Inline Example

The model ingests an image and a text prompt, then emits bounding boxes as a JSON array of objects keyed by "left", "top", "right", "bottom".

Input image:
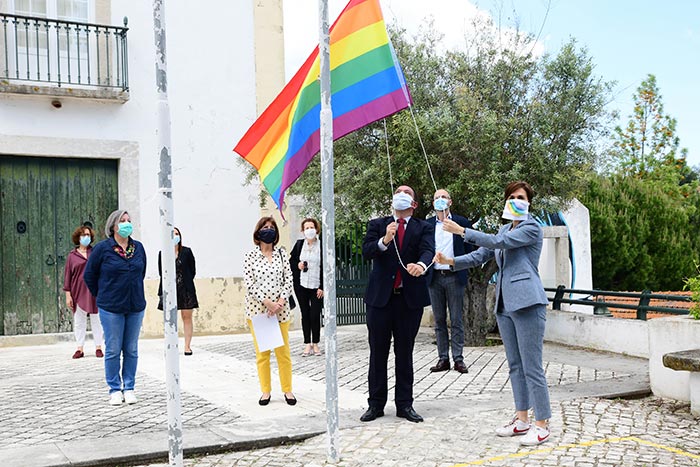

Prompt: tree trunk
[{"left": 463, "top": 259, "right": 499, "bottom": 346}]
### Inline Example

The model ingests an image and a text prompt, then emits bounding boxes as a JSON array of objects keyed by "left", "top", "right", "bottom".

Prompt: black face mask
[{"left": 257, "top": 228, "right": 276, "bottom": 244}]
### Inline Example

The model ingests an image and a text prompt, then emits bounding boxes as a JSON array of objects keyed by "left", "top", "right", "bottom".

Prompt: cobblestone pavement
[
  {"left": 140, "top": 397, "right": 700, "bottom": 467},
  {"left": 0, "top": 325, "right": 672, "bottom": 467},
  {"left": 201, "top": 330, "right": 627, "bottom": 400},
  {"left": 0, "top": 347, "right": 239, "bottom": 450}
]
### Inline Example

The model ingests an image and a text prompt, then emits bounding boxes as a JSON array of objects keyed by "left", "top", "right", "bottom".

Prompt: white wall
[
  {"left": 544, "top": 309, "right": 649, "bottom": 358},
  {"left": 648, "top": 316, "right": 700, "bottom": 402},
  {"left": 0, "top": 1, "right": 262, "bottom": 279},
  {"left": 539, "top": 198, "right": 594, "bottom": 313}
]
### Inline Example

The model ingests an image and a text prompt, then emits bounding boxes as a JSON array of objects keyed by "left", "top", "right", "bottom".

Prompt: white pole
[
  {"left": 152, "top": 1, "right": 183, "bottom": 466},
  {"left": 319, "top": 0, "right": 339, "bottom": 463}
]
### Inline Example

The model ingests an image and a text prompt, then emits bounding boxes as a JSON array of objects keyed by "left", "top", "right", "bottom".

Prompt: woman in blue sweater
[{"left": 84, "top": 209, "right": 147, "bottom": 406}]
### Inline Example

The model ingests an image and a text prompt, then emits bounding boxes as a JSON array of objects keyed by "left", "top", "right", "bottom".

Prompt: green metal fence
[{"left": 335, "top": 223, "right": 370, "bottom": 325}]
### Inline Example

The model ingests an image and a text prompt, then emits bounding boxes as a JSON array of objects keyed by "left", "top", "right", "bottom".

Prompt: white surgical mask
[
  {"left": 303, "top": 228, "right": 317, "bottom": 239},
  {"left": 392, "top": 192, "right": 414, "bottom": 211},
  {"left": 502, "top": 199, "right": 530, "bottom": 221}
]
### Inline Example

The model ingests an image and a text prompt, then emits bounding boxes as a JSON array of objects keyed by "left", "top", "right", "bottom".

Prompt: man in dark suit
[
  {"left": 425, "top": 188, "right": 473, "bottom": 374},
  {"left": 360, "top": 185, "right": 435, "bottom": 423}
]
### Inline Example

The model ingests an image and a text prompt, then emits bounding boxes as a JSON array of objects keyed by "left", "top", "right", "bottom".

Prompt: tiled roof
[{"left": 598, "top": 291, "right": 693, "bottom": 319}]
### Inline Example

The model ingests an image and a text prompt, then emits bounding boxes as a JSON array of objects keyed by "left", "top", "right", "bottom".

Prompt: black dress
[{"left": 158, "top": 246, "right": 199, "bottom": 310}]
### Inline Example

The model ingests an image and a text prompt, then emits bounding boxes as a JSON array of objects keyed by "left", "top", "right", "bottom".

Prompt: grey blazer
[{"left": 452, "top": 216, "right": 549, "bottom": 313}]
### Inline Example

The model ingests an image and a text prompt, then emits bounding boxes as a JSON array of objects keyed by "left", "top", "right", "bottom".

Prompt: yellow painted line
[{"left": 450, "top": 436, "right": 700, "bottom": 466}]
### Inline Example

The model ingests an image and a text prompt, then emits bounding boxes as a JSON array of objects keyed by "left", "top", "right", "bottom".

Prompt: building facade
[{"left": 0, "top": 0, "right": 288, "bottom": 337}]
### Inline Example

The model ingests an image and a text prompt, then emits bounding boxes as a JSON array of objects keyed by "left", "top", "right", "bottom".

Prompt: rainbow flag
[{"left": 234, "top": 0, "right": 411, "bottom": 210}]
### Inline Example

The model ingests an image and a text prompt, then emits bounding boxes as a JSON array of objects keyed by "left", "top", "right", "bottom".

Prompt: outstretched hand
[
  {"left": 441, "top": 218, "right": 465, "bottom": 235},
  {"left": 433, "top": 252, "right": 454, "bottom": 266}
]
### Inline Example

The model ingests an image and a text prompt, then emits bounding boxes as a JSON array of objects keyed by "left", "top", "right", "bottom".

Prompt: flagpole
[
  {"left": 319, "top": 0, "right": 339, "bottom": 463},
  {"left": 153, "top": 1, "right": 183, "bottom": 466}
]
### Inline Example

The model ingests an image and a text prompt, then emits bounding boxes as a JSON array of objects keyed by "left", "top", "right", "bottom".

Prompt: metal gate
[
  {"left": 0, "top": 156, "right": 118, "bottom": 335},
  {"left": 335, "top": 223, "right": 370, "bottom": 325}
]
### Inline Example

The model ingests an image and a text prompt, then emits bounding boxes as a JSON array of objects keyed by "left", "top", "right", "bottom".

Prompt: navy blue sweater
[{"left": 84, "top": 237, "right": 147, "bottom": 314}]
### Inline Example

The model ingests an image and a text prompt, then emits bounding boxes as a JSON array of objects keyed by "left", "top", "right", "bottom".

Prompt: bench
[{"left": 663, "top": 349, "right": 700, "bottom": 416}]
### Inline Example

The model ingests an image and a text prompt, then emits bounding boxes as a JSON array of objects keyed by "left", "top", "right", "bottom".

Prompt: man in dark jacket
[
  {"left": 360, "top": 185, "right": 435, "bottom": 423},
  {"left": 425, "top": 188, "right": 473, "bottom": 374}
]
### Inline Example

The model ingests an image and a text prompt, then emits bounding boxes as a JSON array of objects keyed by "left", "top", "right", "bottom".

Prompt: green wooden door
[{"left": 0, "top": 156, "right": 118, "bottom": 336}]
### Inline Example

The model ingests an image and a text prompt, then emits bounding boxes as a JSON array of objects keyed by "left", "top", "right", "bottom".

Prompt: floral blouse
[{"left": 243, "top": 246, "right": 294, "bottom": 323}]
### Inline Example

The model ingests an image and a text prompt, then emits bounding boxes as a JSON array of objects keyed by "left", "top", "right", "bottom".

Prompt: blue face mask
[
  {"left": 173, "top": 235, "right": 181, "bottom": 245},
  {"left": 433, "top": 198, "right": 449, "bottom": 211},
  {"left": 79, "top": 235, "right": 91, "bottom": 247},
  {"left": 257, "top": 228, "right": 276, "bottom": 244},
  {"left": 117, "top": 221, "right": 133, "bottom": 238}
]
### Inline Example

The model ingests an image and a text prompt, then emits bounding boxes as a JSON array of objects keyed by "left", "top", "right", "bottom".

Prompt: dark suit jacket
[
  {"left": 362, "top": 216, "right": 435, "bottom": 309},
  {"left": 425, "top": 213, "right": 473, "bottom": 287},
  {"left": 289, "top": 238, "right": 323, "bottom": 290}
]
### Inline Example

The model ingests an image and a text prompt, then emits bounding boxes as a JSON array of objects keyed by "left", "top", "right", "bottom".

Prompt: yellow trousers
[{"left": 248, "top": 319, "right": 292, "bottom": 393}]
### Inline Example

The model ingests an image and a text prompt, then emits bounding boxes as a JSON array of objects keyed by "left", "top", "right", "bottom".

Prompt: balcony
[{"left": 0, "top": 13, "right": 129, "bottom": 102}]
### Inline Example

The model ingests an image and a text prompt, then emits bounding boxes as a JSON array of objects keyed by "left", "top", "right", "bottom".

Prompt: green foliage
[
  {"left": 290, "top": 25, "right": 612, "bottom": 234},
  {"left": 580, "top": 175, "right": 698, "bottom": 290},
  {"left": 611, "top": 74, "right": 690, "bottom": 183},
  {"left": 684, "top": 263, "right": 700, "bottom": 320}
]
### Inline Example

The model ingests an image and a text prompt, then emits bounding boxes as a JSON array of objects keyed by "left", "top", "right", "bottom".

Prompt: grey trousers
[
  {"left": 496, "top": 303, "right": 552, "bottom": 421},
  {"left": 428, "top": 272, "right": 465, "bottom": 362}
]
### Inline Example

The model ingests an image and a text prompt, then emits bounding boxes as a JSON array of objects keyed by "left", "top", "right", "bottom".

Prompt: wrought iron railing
[{"left": 1, "top": 13, "right": 128, "bottom": 91}]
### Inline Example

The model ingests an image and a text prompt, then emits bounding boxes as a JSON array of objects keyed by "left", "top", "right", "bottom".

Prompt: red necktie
[{"left": 392, "top": 218, "right": 406, "bottom": 289}]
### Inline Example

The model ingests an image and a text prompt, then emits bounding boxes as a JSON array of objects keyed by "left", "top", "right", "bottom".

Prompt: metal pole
[
  {"left": 319, "top": 0, "right": 339, "bottom": 463},
  {"left": 152, "top": 1, "right": 183, "bottom": 466}
]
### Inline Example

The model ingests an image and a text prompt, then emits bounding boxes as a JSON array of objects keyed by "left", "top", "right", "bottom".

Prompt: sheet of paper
[{"left": 250, "top": 313, "right": 284, "bottom": 352}]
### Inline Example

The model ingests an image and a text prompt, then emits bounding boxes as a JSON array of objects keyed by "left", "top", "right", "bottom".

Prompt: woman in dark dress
[{"left": 158, "top": 227, "right": 199, "bottom": 355}]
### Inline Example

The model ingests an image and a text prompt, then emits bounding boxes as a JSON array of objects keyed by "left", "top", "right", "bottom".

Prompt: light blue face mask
[
  {"left": 117, "top": 221, "right": 133, "bottom": 238},
  {"left": 433, "top": 198, "right": 449, "bottom": 211},
  {"left": 173, "top": 235, "right": 181, "bottom": 245},
  {"left": 79, "top": 235, "right": 91, "bottom": 247}
]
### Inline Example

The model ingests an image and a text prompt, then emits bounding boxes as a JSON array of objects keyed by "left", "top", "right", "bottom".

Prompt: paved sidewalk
[{"left": 1, "top": 325, "right": 696, "bottom": 466}]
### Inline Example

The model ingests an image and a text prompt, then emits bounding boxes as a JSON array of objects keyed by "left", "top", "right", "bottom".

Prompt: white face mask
[
  {"left": 392, "top": 192, "right": 414, "bottom": 211},
  {"left": 303, "top": 228, "right": 317, "bottom": 239},
  {"left": 502, "top": 199, "right": 530, "bottom": 221}
]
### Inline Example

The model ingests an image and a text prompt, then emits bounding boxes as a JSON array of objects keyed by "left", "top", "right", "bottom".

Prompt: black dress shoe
[
  {"left": 258, "top": 395, "right": 271, "bottom": 406},
  {"left": 396, "top": 406, "right": 424, "bottom": 423},
  {"left": 284, "top": 394, "right": 297, "bottom": 406},
  {"left": 360, "top": 406, "right": 384, "bottom": 422},
  {"left": 454, "top": 361, "right": 469, "bottom": 373},
  {"left": 430, "top": 359, "right": 450, "bottom": 372}
]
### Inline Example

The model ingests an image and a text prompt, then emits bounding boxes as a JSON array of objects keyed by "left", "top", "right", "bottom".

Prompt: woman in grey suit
[{"left": 436, "top": 181, "right": 551, "bottom": 446}]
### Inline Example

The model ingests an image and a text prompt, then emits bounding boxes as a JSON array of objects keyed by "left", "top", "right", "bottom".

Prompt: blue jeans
[
  {"left": 496, "top": 303, "right": 551, "bottom": 421},
  {"left": 428, "top": 272, "right": 465, "bottom": 362},
  {"left": 99, "top": 308, "right": 145, "bottom": 394}
]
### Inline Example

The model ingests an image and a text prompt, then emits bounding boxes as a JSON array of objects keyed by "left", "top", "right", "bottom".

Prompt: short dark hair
[
  {"left": 71, "top": 225, "right": 95, "bottom": 246},
  {"left": 301, "top": 217, "right": 320, "bottom": 232},
  {"left": 253, "top": 216, "right": 280, "bottom": 246},
  {"left": 504, "top": 181, "right": 534, "bottom": 203}
]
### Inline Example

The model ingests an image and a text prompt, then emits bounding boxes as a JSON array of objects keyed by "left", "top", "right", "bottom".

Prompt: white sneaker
[
  {"left": 109, "top": 392, "right": 123, "bottom": 405},
  {"left": 495, "top": 416, "right": 531, "bottom": 437},
  {"left": 123, "top": 390, "right": 138, "bottom": 404},
  {"left": 520, "top": 425, "right": 550, "bottom": 446}
]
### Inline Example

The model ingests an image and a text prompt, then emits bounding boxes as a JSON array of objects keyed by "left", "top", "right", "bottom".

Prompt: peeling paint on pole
[
  {"left": 153, "top": 0, "right": 183, "bottom": 466},
  {"left": 319, "top": 0, "right": 340, "bottom": 463}
]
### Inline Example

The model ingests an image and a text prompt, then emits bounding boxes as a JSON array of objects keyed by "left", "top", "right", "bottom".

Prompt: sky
[{"left": 283, "top": 0, "right": 700, "bottom": 167}]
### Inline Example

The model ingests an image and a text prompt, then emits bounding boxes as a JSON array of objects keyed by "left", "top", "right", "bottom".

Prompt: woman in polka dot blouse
[{"left": 243, "top": 216, "right": 297, "bottom": 406}]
